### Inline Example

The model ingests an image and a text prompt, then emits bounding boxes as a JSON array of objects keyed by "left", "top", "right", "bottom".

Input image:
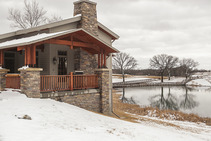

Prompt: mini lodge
[{"left": 0, "top": 0, "right": 119, "bottom": 114}]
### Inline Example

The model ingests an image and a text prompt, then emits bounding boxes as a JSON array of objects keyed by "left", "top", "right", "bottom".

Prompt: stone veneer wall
[
  {"left": 74, "top": 0, "right": 98, "bottom": 36},
  {"left": 95, "top": 69, "right": 110, "bottom": 114},
  {"left": 18, "top": 68, "right": 42, "bottom": 98},
  {"left": 0, "top": 69, "right": 9, "bottom": 91},
  {"left": 61, "top": 93, "right": 101, "bottom": 112},
  {"left": 73, "top": 0, "right": 98, "bottom": 74},
  {"left": 74, "top": 48, "right": 98, "bottom": 74}
]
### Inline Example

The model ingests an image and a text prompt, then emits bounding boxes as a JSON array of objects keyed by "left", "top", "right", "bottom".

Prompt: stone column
[
  {"left": 95, "top": 68, "right": 110, "bottom": 114},
  {"left": 18, "top": 68, "right": 43, "bottom": 98},
  {"left": 0, "top": 68, "right": 10, "bottom": 91}
]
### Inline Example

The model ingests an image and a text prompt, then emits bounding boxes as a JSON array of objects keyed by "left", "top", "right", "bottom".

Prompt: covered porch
[{"left": 0, "top": 28, "right": 117, "bottom": 93}]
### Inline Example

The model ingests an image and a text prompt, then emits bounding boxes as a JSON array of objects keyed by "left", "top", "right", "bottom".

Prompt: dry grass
[{"left": 112, "top": 90, "right": 211, "bottom": 127}]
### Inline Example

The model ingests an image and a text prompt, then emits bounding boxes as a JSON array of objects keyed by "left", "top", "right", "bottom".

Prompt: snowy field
[
  {"left": 0, "top": 89, "right": 211, "bottom": 141},
  {"left": 112, "top": 75, "right": 151, "bottom": 83}
]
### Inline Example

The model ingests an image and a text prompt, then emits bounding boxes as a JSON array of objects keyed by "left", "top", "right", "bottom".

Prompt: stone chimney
[{"left": 74, "top": 0, "right": 98, "bottom": 36}]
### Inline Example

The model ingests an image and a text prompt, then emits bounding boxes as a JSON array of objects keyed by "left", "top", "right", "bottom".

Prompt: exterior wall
[
  {"left": 49, "top": 44, "right": 74, "bottom": 75},
  {"left": 39, "top": 44, "right": 50, "bottom": 75},
  {"left": 49, "top": 22, "right": 78, "bottom": 33},
  {"left": 98, "top": 29, "right": 112, "bottom": 45}
]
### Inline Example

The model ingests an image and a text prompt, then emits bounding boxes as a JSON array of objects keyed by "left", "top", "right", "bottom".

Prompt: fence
[
  {"left": 6, "top": 74, "right": 20, "bottom": 89},
  {"left": 40, "top": 74, "right": 98, "bottom": 92}
]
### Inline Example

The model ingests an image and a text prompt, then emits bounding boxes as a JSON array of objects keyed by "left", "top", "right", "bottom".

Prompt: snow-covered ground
[
  {"left": 187, "top": 79, "right": 211, "bottom": 87},
  {"left": 112, "top": 76, "right": 152, "bottom": 83},
  {"left": 0, "top": 89, "right": 211, "bottom": 141}
]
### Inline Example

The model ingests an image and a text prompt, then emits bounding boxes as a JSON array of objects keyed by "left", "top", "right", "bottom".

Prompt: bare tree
[
  {"left": 180, "top": 58, "right": 199, "bottom": 79},
  {"left": 113, "top": 52, "right": 138, "bottom": 83},
  {"left": 113, "top": 52, "right": 138, "bottom": 100},
  {"left": 150, "top": 54, "right": 167, "bottom": 82},
  {"left": 150, "top": 54, "right": 178, "bottom": 82},
  {"left": 8, "top": 0, "right": 62, "bottom": 29},
  {"left": 166, "top": 55, "right": 178, "bottom": 80}
]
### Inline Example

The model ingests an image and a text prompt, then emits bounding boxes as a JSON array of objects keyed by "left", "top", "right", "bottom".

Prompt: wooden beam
[{"left": 17, "top": 46, "right": 25, "bottom": 51}]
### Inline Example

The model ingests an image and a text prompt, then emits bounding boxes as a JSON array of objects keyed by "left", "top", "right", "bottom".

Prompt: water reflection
[
  {"left": 121, "top": 86, "right": 199, "bottom": 111},
  {"left": 180, "top": 88, "right": 199, "bottom": 110},
  {"left": 149, "top": 87, "right": 179, "bottom": 110}
]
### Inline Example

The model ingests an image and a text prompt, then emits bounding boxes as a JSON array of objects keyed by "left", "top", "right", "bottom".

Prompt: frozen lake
[{"left": 118, "top": 86, "right": 211, "bottom": 118}]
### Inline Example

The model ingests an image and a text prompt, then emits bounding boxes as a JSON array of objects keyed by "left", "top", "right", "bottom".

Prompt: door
[
  {"left": 4, "top": 52, "right": 15, "bottom": 73},
  {"left": 58, "top": 51, "right": 67, "bottom": 75}
]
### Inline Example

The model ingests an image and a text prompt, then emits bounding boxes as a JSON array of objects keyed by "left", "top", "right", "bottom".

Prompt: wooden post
[
  {"left": 0, "top": 50, "right": 4, "bottom": 67},
  {"left": 30, "top": 45, "right": 36, "bottom": 67},
  {"left": 98, "top": 53, "right": 100, "bottom": 68},
  {"left": 104, "top": 51, "right": 106, "bottom": 68},
  {"left": 101, "top": 50, "right": 103, "bottom": 68},
  {"left": 70, "top": 72, "right": 73, "bottom": 91},
  {"left": 24, "top": 47, "right": 27, "bottom": 66},
  {"left": 70, "top": 36, "right": 73, "bottom": 50},
  {"left": 27, "top": 47, "right": 31, "bottom": 66}
]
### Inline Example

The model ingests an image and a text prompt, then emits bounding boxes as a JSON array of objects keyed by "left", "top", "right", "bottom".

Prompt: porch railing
[
  {"left": 6, "top": 74, "right": 20, "bottom": 89},
  {"left": 40, "top": 74, "right": 98, "bottom": 92}
]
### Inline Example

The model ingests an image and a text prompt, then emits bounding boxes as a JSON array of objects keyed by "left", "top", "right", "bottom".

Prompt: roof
[
  {"left": 0, "top": 28, "right": 119, "bottom": 53},
  {"left": 0, "top": 15, "right": 119, "bottom": 41}
]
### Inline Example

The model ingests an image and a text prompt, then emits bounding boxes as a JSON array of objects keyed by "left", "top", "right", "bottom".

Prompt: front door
[
  {"left": 4, "top": 52, "right": 15, "bottom": 73},
  {"left": 58, "top": 51, "right": 67, "bottom": 75}
]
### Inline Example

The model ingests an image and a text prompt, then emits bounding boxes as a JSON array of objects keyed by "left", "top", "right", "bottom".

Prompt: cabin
[{"left": 0, "top": 0, "right": 119, "bottom": 114}]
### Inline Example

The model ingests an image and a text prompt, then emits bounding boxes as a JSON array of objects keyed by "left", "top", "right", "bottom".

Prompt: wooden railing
[
  {"left": 73, "top": 75, "right": 98, "bottom": 90},
  {"left": 6, "top": 74, "right": 20, "bottom": 89},
  {"left": 40, "top": 74, "right": 98, "bottom": 92}
]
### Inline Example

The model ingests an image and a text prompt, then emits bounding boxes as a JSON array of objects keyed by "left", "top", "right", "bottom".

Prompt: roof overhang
[{"left": 0, "top": 28, "right": 119, "bottom": 54}]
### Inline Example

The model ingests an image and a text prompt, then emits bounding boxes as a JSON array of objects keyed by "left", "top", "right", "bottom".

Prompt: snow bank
[
  {"left": 0, "top": 89, "right": 210, "bottom": 141},
  {"left": 187, "top": 79, "right": 211, "bottom": 87}
]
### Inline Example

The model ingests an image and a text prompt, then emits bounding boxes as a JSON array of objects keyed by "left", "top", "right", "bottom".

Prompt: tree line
[{"left": 113, "top": 52, "right": 200, "bottom": 82}]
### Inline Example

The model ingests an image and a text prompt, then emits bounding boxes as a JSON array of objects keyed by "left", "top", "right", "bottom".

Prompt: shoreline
[{"left": 112, "top": 92, "right": 211, "bottom": 126}]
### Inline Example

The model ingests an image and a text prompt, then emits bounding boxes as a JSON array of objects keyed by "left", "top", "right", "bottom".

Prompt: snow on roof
[{"left": 0, "top": 29, "right": 80, "bottom": 49}]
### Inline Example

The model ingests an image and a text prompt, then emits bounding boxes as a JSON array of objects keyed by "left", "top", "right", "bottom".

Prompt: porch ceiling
[{"left": 0, "top": 28, "right": 118, "bottom": 54}]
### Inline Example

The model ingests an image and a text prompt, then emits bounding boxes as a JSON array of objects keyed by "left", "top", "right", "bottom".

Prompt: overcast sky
[{"left": 0, "top": 0, "right": 211, "bottom": 69}]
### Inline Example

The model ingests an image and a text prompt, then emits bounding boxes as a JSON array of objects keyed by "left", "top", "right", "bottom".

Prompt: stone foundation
[
  {"left": 42, "top": 89, "right": 101, "bottom": 112},
  {"left": 0, "top": 68, "right": 10, "bottom": 91},
  {"left": 62, "top": 93, "right": 101, "bottom": 112},
  {"left": 18, "top": 68, "right": 43, "bottom": 98}
]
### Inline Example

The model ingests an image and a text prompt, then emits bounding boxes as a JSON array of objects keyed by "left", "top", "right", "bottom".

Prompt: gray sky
[{"left": 0, "top": 0, "right": 211, "bottom": 69}]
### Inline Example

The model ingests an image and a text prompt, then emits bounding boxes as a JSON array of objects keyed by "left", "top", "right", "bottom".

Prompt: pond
[{"left": 118, "top": 86, "right": 211, "bottom": 118}]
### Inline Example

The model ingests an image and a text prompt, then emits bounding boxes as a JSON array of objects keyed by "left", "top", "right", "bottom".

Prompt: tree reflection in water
[
  {"left": 121, "top": 86, "right": 199, "bottom": 111},
  {"left": 148, "top": 87, "right": 199, "bottom": 111},
  {"left": 149, "top": 87, "right": 179, "bottom": 110},
  {"left": 179, "top": 87, "right": 199, "bottom": 110},
  {"left": 121, "top": 88, "right": 136, "bottom": 104}
]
